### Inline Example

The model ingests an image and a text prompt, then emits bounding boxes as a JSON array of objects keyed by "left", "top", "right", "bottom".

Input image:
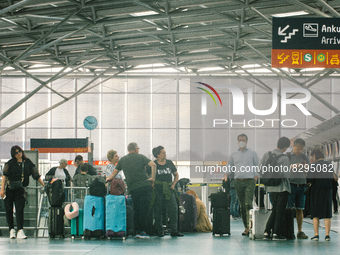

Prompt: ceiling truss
[{"left": 0, "top": 0, "right": 340, "bottom": 136}]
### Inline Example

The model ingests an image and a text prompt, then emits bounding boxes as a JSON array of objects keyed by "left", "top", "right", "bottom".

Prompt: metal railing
[{"left": 0, "top": 184, "right": 90, "bottom": 237}]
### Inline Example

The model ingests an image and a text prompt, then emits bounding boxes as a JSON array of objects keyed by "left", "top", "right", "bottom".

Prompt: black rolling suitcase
[
  {"left": 210, "top": 181, "right": 230, "bottom": 236},
  {"left": 212, "top": 208, "right": 230, "bottom": 236},
  {"left": 282, "top": 208, "right": 295, "bottom": 239},
  {"left": 49, "top": 207, "right": 64, "bottom": 238}
]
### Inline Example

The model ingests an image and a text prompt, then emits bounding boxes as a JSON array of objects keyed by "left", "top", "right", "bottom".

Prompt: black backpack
[
  {"left": 286, "top": 152, "right": 307, "bottom": 161},
  {"left": 46, "top": 179, "right": 65, "bottom": 207},
  {"left": 261, "top": 152, "right": 287, "bottom": 187},
  {"left": 89, "top": 178, "right": 107, "bottom": 197}
]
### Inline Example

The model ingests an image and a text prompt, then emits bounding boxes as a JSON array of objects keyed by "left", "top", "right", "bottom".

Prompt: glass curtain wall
[{"left": 0, "top": 77, "right": 339, "bottom": 167}]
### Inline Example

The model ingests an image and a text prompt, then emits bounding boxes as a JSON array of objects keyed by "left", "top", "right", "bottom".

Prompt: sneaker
[
  {"left": 10, "top": 229, "right": 16, "bottom": 239},
  {"left": 135, "top": 231, "right": 150, "bottom": 239},
  {"left": 17, "top": 229, "right": 27, "bottom": 239},
  {"left": 311, "top": 235, "right": 319, "bottom": 241},
  {"left": 171, "top": 231, "right": 184, "bottom": 237},
  {"left": 263, "top": 233, "right": 271, "bottom": 240},
  {"left": 325, "top": 235, "right": 331, "bottom": 241},
  {"left": 272, "top": 234, "right": 286, "bottom": 241},
  {"left": 297, "top": 231, "right": 308, "bottom": 239}
]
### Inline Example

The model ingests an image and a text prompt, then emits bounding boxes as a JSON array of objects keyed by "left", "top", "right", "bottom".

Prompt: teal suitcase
[{"left": 71, "top": 209, "right": 84, "bottom": 237}]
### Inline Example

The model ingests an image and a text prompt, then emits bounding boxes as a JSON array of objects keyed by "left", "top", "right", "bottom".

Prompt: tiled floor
[{"left": 0, "top": 213, "right": 339, "bottom": 255}]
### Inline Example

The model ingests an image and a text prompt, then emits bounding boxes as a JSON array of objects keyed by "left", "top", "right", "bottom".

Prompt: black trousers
[
  {"left": 130, "top": 185, "right": 152, "bottom": 234},
  {"left": 332, "top": 184, "right": 338, "bottom": 212},
  {"left": 4, "top": 187, "right": 26, "bottom": 231},
  {"left": 265, "top": 191, "right": 289, "bottom": 236},
  {"left": 154, "top": 190, "right": 178, "bottom": 233}
]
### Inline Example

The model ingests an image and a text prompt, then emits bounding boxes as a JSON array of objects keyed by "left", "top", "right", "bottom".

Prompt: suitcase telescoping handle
[
  {"left": 106, "top": 178, "right": 111, "bottom": 195},
  {"left": 257, "top": 176, "right": 269, "bottom": 213}
]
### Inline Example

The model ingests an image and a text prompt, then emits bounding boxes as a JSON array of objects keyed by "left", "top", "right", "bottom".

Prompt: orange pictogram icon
[
  {"left": 278, "top": 53, "right": 289, "bottom": 64},
  {"left": 292, "top": 52, "right": 299, "bottom": 65},
  {"left": 330, "top": 54, "right": 339, "bottom": 65}
]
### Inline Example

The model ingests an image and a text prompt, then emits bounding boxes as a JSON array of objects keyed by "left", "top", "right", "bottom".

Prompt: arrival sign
[{"left": 272, "top": 17, "right": 340, "bottom": 68}]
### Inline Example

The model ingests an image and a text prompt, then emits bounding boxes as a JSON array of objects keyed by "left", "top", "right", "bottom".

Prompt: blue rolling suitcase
[
  {"left": 83, "top": 195, "right": 105, "bottom": 239},
  {"left": 106, "top": 195, "right": 127, "bottom": 239}
]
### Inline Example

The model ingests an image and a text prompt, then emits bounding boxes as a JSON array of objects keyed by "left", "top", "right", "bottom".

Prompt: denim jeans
[{"left": 229, "top": 188, "right": 240, "bottom": 217}]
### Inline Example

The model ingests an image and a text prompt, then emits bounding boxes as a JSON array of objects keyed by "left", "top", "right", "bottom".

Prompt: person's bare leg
[
  {"left": 313, "top": 217, "right": 319, "bottom": 236},
  {"left": 324, "top": 218, "right": 331, "bottom": 236},
  {"left": 296, "top": 209, "right": 303, "bottom": 232}
]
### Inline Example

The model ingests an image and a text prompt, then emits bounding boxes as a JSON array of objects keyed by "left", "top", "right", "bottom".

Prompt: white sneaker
[
  {"left": 17, "top": 229, "right": 27, "bottom": 239},
  {"left": 10, "top": 229, "right": 16, "bottom": 239}
]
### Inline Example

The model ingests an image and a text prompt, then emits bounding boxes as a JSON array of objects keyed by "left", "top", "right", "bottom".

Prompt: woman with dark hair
[
  {"left": 308, "top": 147, "right": 335, "bottom": 241},
  {"left": 0, "top": 145, "right": 44, "bottom": 239},
  {"left": 149, "top": 146, "right": 183, "bottom": 237}
]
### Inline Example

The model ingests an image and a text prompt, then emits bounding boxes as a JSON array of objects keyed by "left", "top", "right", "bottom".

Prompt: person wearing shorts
[{"left": 287, "top": 138, "right": 310, "bottom": 239}]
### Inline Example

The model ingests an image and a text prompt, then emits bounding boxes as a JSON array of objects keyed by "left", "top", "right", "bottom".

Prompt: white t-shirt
[{"left": 54, "top": 167, "right": 66, "bottom": 184}]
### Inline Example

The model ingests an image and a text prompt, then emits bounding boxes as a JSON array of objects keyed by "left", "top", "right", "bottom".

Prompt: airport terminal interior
[{"left": 1, "top": 0, "right": 340, "bottom": 254}]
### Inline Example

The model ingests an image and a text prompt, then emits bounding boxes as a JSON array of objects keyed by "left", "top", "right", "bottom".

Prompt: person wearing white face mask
[{"left": 223, "top": 134, "right": 259, "bottom": 236}]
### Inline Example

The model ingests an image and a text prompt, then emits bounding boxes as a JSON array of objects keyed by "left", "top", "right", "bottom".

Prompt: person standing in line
[
  {"left": 308, "top": 147, "right": 335, "bottom": 241},
  {"left": 45, "top": 159, "right": 71, "bottom": 187},
  {"left": 149, "top": 146, "right": 183, "bottom": 237},
  {"left": 287, "top": 138, "right": 310, "bottom": 239},
  {"left": 223, "top": 134, "right": 259, "bottom": 236},
  {"left": 261, "top": 137, "right": 291, "bottom": 241},
  {"left": 0, "top": 145, "right": 44, "bottom": 239},
  {"left": 332, "top": 175, "right": 338, "bottom": 213},
  {"left": 73, "top": 155, "right": 97, "bottom": 177},
  {"left": 106, "top": 142, "right": 156, "bottom": 239},
  {"left": 105, "top": 150, "right": 124, "bottom": 180},
  {"left": 73, "top": 165, "right": 95, "bottom": 200}
]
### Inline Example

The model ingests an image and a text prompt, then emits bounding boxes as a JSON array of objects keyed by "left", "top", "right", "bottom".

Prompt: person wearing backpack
[
  {"left": 73, "top": 165, "right": 95, "bottom": 199},
  {"left": 286, "top": 138, "right": 310, "bottom": 239},
  {"left": 260, "top": 137, "right": 291, "bottom": 241},
  {"left": 222, "top": 134, "right": 259, "bottom": 236},
  {"left": 73, "top": 155, "right": 97, "bottom": 177}
]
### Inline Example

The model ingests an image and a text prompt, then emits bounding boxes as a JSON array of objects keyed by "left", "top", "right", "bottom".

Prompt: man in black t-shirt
[{"left": 108, "top": 142, "right": 156, "bottom": 239}]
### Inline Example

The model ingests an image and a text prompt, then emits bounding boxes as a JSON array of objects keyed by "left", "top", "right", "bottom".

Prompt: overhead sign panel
[
  {"left": 272, "top": 17, "right": 340, "bottom": 68},
  {"left": 30, "top": 138, "right": 91, "bottom": 153}
]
